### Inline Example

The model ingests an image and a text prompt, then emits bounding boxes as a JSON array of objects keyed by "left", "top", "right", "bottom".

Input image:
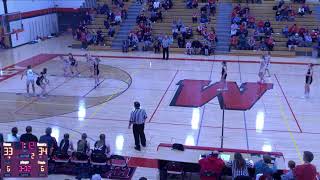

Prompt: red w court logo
[{"left": 170, "top": 80, "right": 273, "bottom": 111}]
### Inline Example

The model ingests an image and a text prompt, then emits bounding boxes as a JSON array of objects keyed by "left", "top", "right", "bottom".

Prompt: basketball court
[{"left": 0, "top": 34, "right": 319, "bottom": 179}]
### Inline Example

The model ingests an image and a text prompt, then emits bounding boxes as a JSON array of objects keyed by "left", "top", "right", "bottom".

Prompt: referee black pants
[
  {"left": 133, "top": 123, "right": 146, "bottom": 148},
  {"left": 162, "top": 47, "right": 169, "bottom": 60}
]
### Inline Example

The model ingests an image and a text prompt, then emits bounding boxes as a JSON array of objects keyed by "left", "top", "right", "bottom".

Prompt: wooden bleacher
[
  {"left": 151, "top": 0, "right": 217, "bottom": 53},
  {"left": 71, "top": 0, "right": 133, "bottom": 49},
  {"left": 230, "top": 1, "right": 318, "bottom": 57}
]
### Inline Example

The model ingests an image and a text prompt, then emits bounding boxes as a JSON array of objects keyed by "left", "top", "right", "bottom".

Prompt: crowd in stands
[
  {"left": 230, "top": 4, "right": 275, "bottom": 51},
  {"left": 274, "top": 0, "right": 312, "bottom": 22},
  {"left": 199, "top": 150, "right": 318, "bottom": 180},
  {"left": 185, "top": 0, "right": 218, "bottom": 55},
  {"left": 73, "top": 0, "right": 128, "bottom": 49},
  {"left": 123, "top": 0, "right": 173, "bottom": 52}
]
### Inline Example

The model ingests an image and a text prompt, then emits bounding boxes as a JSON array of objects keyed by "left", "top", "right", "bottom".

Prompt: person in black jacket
[{"left": 20, "top": 126, "right": 38, "bottom": 143}]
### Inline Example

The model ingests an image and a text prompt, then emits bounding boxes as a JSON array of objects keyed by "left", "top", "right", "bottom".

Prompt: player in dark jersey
[
  {"left": 68, "top": 53, "right": 80, "bottom": 76},
  {"left": 221, "top": 61, "right": 228, "bottom": 90},
  {"left": 36, "top": 68, "right": 49, "bottom": 98},
  {"left": 305, "top": 64, "right": 313, "bottom": 98},
  {"left": 94, "top": 57, "right": 100, "bottom": 87}
]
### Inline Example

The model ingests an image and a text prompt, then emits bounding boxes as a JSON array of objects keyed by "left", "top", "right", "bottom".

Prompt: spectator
[
  {"left": 266, "top": 36, "right": 275, "bottom": 51},
  {"left": 75, "top": 133, "right": 90, "bottom": 159},
  {"left": 186, "top": 41, "right": 192, "bottom": 55},
  {"left": 20, "top": 126, "right": 38, "bottom": 143},
  {"left": 226, "top": 152, "right": 253, "bottom": 179},
  {"left": 293, "top": 151, "right": 317, "bottom": 180},
  {"left": 153, "top": 37, "right": 161, "bottom": 53},
  {"left": 230, "top": 36, "right": 239, "bottom": 49},
  {"left": 238, "top": 34, "right": 247, "bottom": 50},
  {"left": 254, "top": 154, "right": 277, "bottom": 177},
  {"left": 7, "top": 127, "right": 20, "bottom": 142},
  {"left": 199, "top": 151, "right": 225, "bottom": 180},
  {"left": 108, "top": 26, "right": 115, "bottom": 37},
  {"left": 57, "top": 133, "right": 74, "bottom": 158},
  {"left": 282, "top": 25, "right": 289, "bottom": 37},
  {"left": 192, "top": 39, "right": 203, "bottom": 54},
  {"left": 192, "top": 12, "right": 198, "bottom": 23},
  {"left": 298, "top": 6, "right": 305, "bottom": 16},
  {"left": 304, "top": 33, "right": 312, "bottom": 47},
  {"left": 103, "top": 20, "right": 110, "bottom": 29},
  {"left": 91, "top": 174, "right": 102, "bottom": 180},
  {"left": 281, "top": 160, "right": 295, "bottom": 180},
  {"left": 0, "top": 133, "right": 3, "bottom": 143},
  {"left": 247, "top": 36, "right": 256, "bottom": 50},
  {"left": 177, "top": 35, "right": 185, "bottom": 48},
  {"left": 91, "top": 134, "right": 111, "bottom": 163},
  {"left": 39, "top": 127, "right": 58, "bottom": 157}
]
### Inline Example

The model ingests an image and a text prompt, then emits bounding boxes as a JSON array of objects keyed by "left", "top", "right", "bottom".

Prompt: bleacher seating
[{"left": 230, "top": 1, "right": 318, "bottom": 57}]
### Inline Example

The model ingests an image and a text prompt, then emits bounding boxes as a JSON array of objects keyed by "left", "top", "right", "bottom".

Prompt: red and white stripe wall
[{"left": 0, "top": 0, "right": 85, "bottom": 47}]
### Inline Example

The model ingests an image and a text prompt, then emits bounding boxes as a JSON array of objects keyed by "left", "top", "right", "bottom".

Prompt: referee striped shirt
[
  {"left": 226, "top": 160, "right": 253, "bottom": 179},
  {"left": 130, "top": 108, "right": 147, "bottom": 124}
]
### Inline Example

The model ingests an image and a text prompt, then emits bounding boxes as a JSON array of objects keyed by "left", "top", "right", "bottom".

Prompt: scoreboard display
[{"left": 1, "top": 142, "right": 48, "bottom": 177}]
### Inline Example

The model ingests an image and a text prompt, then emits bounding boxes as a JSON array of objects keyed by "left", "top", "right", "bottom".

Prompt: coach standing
[
  {"left": 128, "top": 101, "right": 147, "bottom": 151},
  {"left": 162, "top": 35, "right": 170, "bottom": 60}
]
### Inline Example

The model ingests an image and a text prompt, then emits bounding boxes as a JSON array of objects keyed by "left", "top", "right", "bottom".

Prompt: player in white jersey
[
  {"left": 60, "top": 56, "right": 70, "bottom": 76},
  {"left": 258, "top": 58, "right": 267, "bottom": 83},
  {"left": 21, "top": 65, "right": 37, "bottom": 96},
  {"left": 85, "top": 53, "right": 94, "bottom": 77},
  {"left": 264, "top": 51, "right": 271, "bottom": 77}
]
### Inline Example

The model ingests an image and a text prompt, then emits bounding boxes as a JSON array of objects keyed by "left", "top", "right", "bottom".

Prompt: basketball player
[
  {"left": 85, "top": 53, "right": 94, "bottom": 77},
  {"left": 305, "top": 64, "right": 313, "bottom": 98},
  {"left": 263, "top": 51, "right": 271, "bottom": 77},
  {"left": 258, "top": 58, "right": 267, "bottom": 83},
  {"left": 68, "top": 53, "right": 80, "bottom": 76},
  {"left": 93, "top": 57, "right": 100, "bottom": 87},
  {"left": 60, "top": 56, "right": 70, "bottom": 76},
  {"left": 221, "top": 61, "right": 228, "bottom": 90},
  {"left": 21, "top": 65, "right": 37, "bottom": 96},
  {"left": 36, "top": 68, "right": 49, "bottom": 98}
]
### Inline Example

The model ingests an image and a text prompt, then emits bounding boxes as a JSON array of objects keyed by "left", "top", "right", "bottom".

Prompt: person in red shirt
[
  {"left": 199, "top": 151, "right": 225, "bottom": 180},
  {"left": 293, "top": 151, "right": 318, "bottom": 180}
]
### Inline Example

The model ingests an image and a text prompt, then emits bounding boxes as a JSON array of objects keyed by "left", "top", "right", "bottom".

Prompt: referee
[{"left": 128, "top": 101, "right": 147, "bottom": 151}]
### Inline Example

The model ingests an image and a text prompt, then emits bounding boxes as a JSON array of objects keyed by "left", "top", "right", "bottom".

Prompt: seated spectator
[
  {"left": 288, "top": 10, "right": 296, "bottom": 21},
  {"left": 39, "top": 127, "right": 58, "bottom": 157},
  {"left": 298, "top": 6, "right": 305, "bottom": 16},
  {"left": 254, "top": 154, "right": 277, "bottom": 177},
  {"left": 186, "top": 0, "right": 193, "bottom": 9},
  {"left": 186, "top": 41, "right": 192, "bottom": 55},
  {"left": 74, "top": 133, "right": 90, "bottom": 160},
  {"left": 122, "top": 40, "right": 129, "bottom": 52},
  {"left": 56, "top": 133, "right": 74, "bottom": 158},
  {"left": 153, "top": 0, "right": 160, "bottom": 10},
  {"left": 91, "top": 134, "right": 111, "bottom": 163},
  {"left": 238, "top": 34, "right": 247, "bottom": 50},
  {"left": 289, "top": 24, "right": 298, "bottom": 36},
  {"left": 192, "top": 12, "right": 198, "bottom": 23},
  {"left": 176, "top": 18, "right": 184, "bottom": 31},
  {"left": 282, "top": 25, "right": 289, "bottom": 37},
  {"left": 304, "top": 32, "right": 313, "bottom": 47},
  {"left": 115, "top": 11, "right": 122, "bottom": 24},
  {"left": 266, "top": 36, "right": 275, "bottom": 51},
  {"left": 177, "top": 35, "right": 185, "bottom": 48},
  {"left": 104, "top": 20, "right": 110, "bottom": 29},
  {"left": 302, "top": 4, "right": 312, "bottom": 14},
  {"left": 264, "top": 19, "right": 271, "bottom": 28},
  {"left": 277, "top": 0, "right": 284, "bottom": 9},
  {"left": 287, "top": 35, "right": 297, "bottom": 51},
  {"left": 248, "top": 16, "right": 255, "bottom": 28},
  {"left": 230, "top": 36, "right": 239, "bottom": 49},
  {"left": 172, "top": 28, "right": 179, "bottom": 39},
  {"left": 153, "top": 37, "right": 161, "bottom": 53},
  {"left": 180, "top": 26, "right": 187, "bottom": 38},
  {"left": 96, "top": 29, "right": 104, "bottom": 45},
  {"left": 231, "top": 23, "right": 238, "bottom": 36},
  {"left": 232, "top": 15, "right": 241, "bottom": 24},
  {"left": 281, "top": 160, "right": 295, "bottom": 180},
  {"left": 257, "top": 20, "right": 265, "bottom": 33},
  {"left": 192, "top": 39, "right": 203, "bottom": 54},
  {"left": 226, "top": 153, "right": 253, "bottom": 179},
  {"left": 7, "top": 127, "right": 20, "bottom": 142},
  {"left": 108, "top": 26, "right": 115, "bottom": 37},
  {"left": 192, "top": 0, "right": 198, "bottom": 8},
  {"left": 186, "top": 26, "right": 193, "bottom": 39},
  {"left": 247, "top": 36, "right": 256, "bottom": 50},
  {"left": 293, "top": 151, "right": 317, "bottom": 180},
  {"left": 157, "top": 10, "right": 163, "bottom": 22},
  {"left": 20, "top": 126, "right": 38, "bottom": 143},
  {"left": 199, "top": 151, "right": 225, "bottom": 180},
  {"left": 200, "top": 12, "right": 209, "bottom": 23}
]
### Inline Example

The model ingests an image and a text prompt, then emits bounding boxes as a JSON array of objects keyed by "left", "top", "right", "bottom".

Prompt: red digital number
[
  {"left": 19, "top": 165, "right": 31, "bottom": 173},
  {"left": 28, "top": 142, "right": 36, "bottom": 150}
]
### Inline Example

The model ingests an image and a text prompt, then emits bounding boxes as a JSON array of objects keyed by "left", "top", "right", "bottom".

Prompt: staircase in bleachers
[
  {"left": 215, "top": 3, "right": 232, "bottom": 53},
  {"left": 314, "top": 5, "right": 320, "bottom": 22},
  {"left": 111, "top": 3, "right": 143, "bottom": 49}
]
